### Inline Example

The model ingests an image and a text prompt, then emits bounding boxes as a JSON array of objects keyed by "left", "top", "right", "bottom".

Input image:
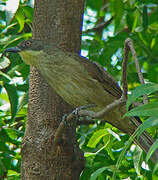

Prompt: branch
[
  {"left": 125, "top": 38, "right": 148, "bottom": 104},
  {"left": 82, "top": 16, "right": 114, "bottom": 34},
  {"left": 122, "top": 38, "right": 130, "bottom": 100},
  {"left": 77, "top": 119, "right": 95, "bottom": 125},
  {"left": 78, "top": 97, "right": 126, "bottom": 119}
]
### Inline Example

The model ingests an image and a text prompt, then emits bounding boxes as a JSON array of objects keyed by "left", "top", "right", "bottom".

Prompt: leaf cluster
[
  {"left": 0, "top": 0, "right": 32, "bottom": 179},
  {"left": 80, "top": 0, "right": 158, "bottom": 179}
]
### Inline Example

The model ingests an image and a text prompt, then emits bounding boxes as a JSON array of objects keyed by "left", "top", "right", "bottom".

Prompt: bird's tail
[
  {"left": 129, "top": 116, "right": 158, "bottom": 163},
  {"left": 104, "top": 109, "right": 158, "bottom": 163}
]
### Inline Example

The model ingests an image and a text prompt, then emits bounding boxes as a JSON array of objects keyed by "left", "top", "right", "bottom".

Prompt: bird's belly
[{"left": 40, "top": 66, "right": 116, "bottom": 109}]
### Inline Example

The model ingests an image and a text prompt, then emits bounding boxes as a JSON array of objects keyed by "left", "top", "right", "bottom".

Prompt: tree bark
[{"left": 21, "top": 0, "right": 85, "bottom": 179}]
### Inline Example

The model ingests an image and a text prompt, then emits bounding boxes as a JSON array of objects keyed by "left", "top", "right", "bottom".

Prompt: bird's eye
[{"left": 25, "top": 40, "right": 31, "bottom": 47}]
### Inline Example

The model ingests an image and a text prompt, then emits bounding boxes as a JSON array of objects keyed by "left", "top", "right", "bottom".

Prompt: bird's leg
[
  {"left": 71, "top": 108, "right": 80, "bottom": 123},
  {"left": 72, "top": 104, "right": 97, "bottom": 123},
  {"left": 53, "top": 114, "right": 70, "bottom": 145},
  {"left": 61, "top": 114, "right": 69, "bottom": 125},
  {"left": 54, "top": 104, "right": 96, "bottom": 145}
]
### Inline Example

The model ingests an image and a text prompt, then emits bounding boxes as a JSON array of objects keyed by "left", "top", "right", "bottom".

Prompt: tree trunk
[{"left": 21, "top": 0, "right": 85, "bottom": 179}]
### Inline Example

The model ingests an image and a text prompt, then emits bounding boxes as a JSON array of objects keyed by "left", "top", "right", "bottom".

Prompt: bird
[{"left": 3, "top": 39, "right": 158, "bottom": 162}]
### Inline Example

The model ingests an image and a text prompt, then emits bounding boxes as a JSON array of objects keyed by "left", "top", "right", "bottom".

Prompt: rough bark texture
[{"left": 21, "top": 0, "right": 85, "bottom": 179}]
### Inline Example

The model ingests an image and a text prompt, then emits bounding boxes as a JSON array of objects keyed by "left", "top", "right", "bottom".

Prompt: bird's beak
[
  {"left": 4, "top": 47, "right": 21, "bottom": 54},
  {"left": 1, "top": 47, "right": 21, "bottom": 58}
]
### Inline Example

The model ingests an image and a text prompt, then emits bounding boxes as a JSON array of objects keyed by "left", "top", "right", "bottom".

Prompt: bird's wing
[{"left": 71, "top": 54, "right": 122, "bottom": 98}]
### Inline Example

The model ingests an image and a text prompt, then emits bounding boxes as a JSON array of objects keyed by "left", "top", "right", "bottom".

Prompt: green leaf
[
  {"left": 126, "top": 83, "right": 158, "bottom": 110},
  {"left": 137, "top": 116, "right": 158, "bottom": 138},
  {"left": 153, "top": 159, "right": 158, "bottom": 173},
  {"left": 17, "top": 91, "right": 28, "bottom": 112},
  {"left": 5, "top": 128, "right": 23, "bottom": 140},
  {"left": 84, "top": 145, "right": 105, "bottom": 157},
  {"left": 125, "top": 102, "right": 158, "bottom": 117},
  {"left": 2, "top": 33, "right": 32, "bottom": 49},
  {"left": 0, "top": 158, "right": 6, "bottom": 174},
  {"left": 0, "top": 54, "right": 10, "bottom": 69},
  {"left": 150, "top": 38, "right": 156, "bottom": 49},
  {"left": 143, "top": 5, "right": 148, "bottom": 30},
  {"left": 133, "top": 146, "right": 143, "bottom": 175},
  {"left": 132, "top": 10, "right": 139, "bottom": 32},
  {"left": 113, "top": 0, "right": 124, "bottom": 32},
  {"left": 22, "top": 6, "right": 34, "bottom": 21},
  {"left": 15, "top": 7, "right": 25, "bottom": 32},
  {"left": 0, "top": 71, "right": 13, "bottom": 83},
  {"left": 0, "top": 128, "right": 19, "bottom": 145},
  {"left": 7, "top": 170, "right": 20, "bottom": 178},
  {"left": 5, "top": 0, "right": 20, "bottom": 25},
  {"left": 146, "top": 139, "right": 158, "bottom": 162},
  {"left": 86, "top": 0, "right": 103, "bottom": 11},
  {"left": 4, "top": 83, "right": 19, "bottom": 121},
  {"left": 0, "top": 141, "right": 10, "bottom": 151},
  {"left": 103, "top": 135, "right": 115, "bottom": 160},
  {"left": 126, "top": 12, "right": 133, "bottom": 30},
  {"left": 90, "top": 167, "right": 107, "bottom": 180},
  {"left": 87, "top": 129, "right": 108, "bottom": 148},
  {"left": 107, "top": 128, "right": 121, "bottom": 141}
]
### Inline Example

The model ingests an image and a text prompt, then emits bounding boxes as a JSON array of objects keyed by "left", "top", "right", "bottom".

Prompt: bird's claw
[
  {"left": 72, "top": 108, "right": 80, "bottom": 122},
  {"left": 72, "top": 104, "right": 96, "bottom": 121},
  {"left": 62, "top": 114, "right": 68, "bottom": 125},
  {"left": 62, "top": 104, "right": 96, "bottom": 125}
]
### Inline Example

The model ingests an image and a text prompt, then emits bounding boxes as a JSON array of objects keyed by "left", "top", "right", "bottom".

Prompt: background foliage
[{"left": 0, "top": 0, "right": 158, "bottom": 179}]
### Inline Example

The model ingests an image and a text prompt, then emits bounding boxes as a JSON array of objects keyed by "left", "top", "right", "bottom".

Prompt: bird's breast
[{"left": 37, "top": 54, "right": 116, "bottom": 109}]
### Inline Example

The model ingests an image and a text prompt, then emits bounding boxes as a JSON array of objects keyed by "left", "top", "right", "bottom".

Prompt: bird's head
[{"left": 3, "top": 39, "right": 45, "bottom": 66}]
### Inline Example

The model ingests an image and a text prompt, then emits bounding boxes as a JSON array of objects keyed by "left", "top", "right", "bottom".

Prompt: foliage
[
  {"left": 0, "top": 0, "right": 158, "bottom": 179},
  {"left": 81, "top": 0, "right": 158, "bottom": 179},
  {"left": 0, "top": 0, "right": 32, "bottom": 179}
]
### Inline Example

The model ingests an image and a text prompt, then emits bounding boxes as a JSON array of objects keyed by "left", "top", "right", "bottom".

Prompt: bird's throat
[{"left": 19, "top": 50, "right": 44, "bottom": 66}]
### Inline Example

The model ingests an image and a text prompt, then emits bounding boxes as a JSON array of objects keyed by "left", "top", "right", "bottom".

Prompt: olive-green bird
[{"left": 4, "top": 39, "right": 158, "bottom": 161}]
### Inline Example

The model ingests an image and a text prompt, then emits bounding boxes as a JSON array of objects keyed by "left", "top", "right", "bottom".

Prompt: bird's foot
[
  {"left": 72, "top": 104, "right": 96, "bottom": 122},
  {"left": 61, "top": 104, "right": 96, "bottom": 126},
  {"left": 61, "top": 114, "right": 68, "bottom": 125}
]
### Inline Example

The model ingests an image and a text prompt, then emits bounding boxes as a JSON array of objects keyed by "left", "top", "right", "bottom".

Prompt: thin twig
[
  {"left": 78, "top": 98, "right": 126, "bottom": 119},
  {"left": 127, "top": 39, "right": 144, "bottom": 84},
  {"left": 125, "top": 38, "right": 148, "bottom": 104},
  {"left": 77, "top": 119, "right": 95, "bottom": 125},
  {"left": 82, "top": 16, "right": 114, "bottom": 34},
  {"left": 122, "top": 39, "right": 130, "bottom": 100}
]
